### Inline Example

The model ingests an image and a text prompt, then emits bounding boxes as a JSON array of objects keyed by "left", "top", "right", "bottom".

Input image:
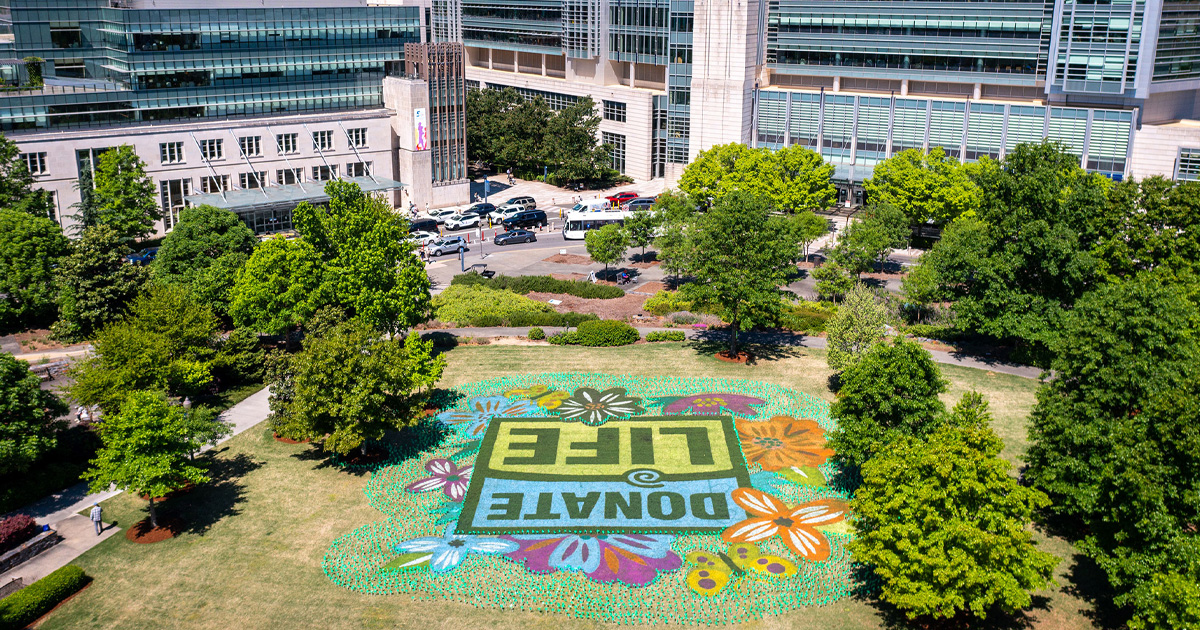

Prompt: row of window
[
  {"left": 193, "top": 162, "right": 373, "bottom": 193},
  {"left": 158, "top": 128, "right": 369, "bottom": 165}
]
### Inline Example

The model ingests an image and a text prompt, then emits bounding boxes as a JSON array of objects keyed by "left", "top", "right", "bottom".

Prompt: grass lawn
[{"left": 41, "top": 342, "right": 1101, "bottom": 630}]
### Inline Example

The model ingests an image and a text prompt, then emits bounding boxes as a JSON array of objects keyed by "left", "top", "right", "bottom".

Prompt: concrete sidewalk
[{"left": 0, "top": 514, "right": 119, "bottom": 587}]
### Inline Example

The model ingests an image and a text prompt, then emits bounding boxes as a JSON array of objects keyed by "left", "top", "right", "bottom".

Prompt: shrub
[
  {"left": 432, "top": 284, "right": 554, "bottom": 325},
  {"left": 451, "top": 274, "right": 624, "bottom": 299},
  {"left": 0, "top": 565, "right": 89, "bottom": 630},
  {"left": 644, "top": 290, "right": 692, "bottom": 316},
  {"left": 646, "top": 331, "right": 686, "bottom": 342},
  {"left": 669, "top": 312, "right": 699, "bottom": 325},
  {"left": 779, "top": 301, "right": 836, "bottom": 333},
  {"left": 528, "top": 327, "right": 546, "bottom": 340},
  {"left": 576, "top": 320, "right": 640, "bottom": 347},
  {"left": 0, "top": 515, "right": 38, "bottom": 554},
  {"left": 548, "top": 331, "right": 580, "bottom": 345}
]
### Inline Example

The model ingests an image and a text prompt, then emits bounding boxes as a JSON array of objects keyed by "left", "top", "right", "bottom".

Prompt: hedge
[
  {"left": 643, "top": 290, "right": 692, "bottom": 316},
  {"left": 0, "top": 515, "right": 38, "bottom": 555},
  {"left": 451, "top": 273, "right": 624, "bottom": 299},
  {"left": 576, "top": 320, "right": 640, "bottom": 347},
  {"left": 646, "top": 330, "right": 686, "bottom": 342},
  {"left": 0, "top": 565, "right": 89, "bottom": 630},
  {"left": 778, "top": 302, "right": 836, "bottom": 334},
  {"left": 527, "top": 327, "right": 546, "bottom": 340},
  {"left": 548, "top": 331, "right": 578, "bottom": 345},
  {"left": 432, "top": 285, "right": 603, "bottom": 327}
]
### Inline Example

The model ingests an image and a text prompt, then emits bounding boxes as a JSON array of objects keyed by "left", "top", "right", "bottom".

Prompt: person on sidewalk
[{"left": 89, "top": 503, "right": 103, "bottom": 536}]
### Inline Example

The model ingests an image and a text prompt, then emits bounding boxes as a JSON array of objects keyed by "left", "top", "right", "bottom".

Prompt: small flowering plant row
[{"left": 323, "top": 374, "right": 857, "bottom": 625}]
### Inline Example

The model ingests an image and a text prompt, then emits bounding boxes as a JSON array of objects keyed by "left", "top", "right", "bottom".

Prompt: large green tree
[
  {"left": 828, "top": 338, "right": 949, "bottom": 468},
  {"left": 283, "top": 318, "right": 446, "bottom": 455},
  {"left": 1094, "top": 177, "right": 1200, "bottom": 281},
  {"left": 546, "top": 97, "right": 612, "bottom": 183},
  {"left": 0, "top": 352, "right": 68, "bottom": 475},
  {"left": 824, "top": 282, "right": 887, "bottom": 371},
  {"left": 0, "top": 209, "right": 69, "bottom": 332},
  {"left": 91, "top": 145, "right": 161, "bottom": 241},
  {"left": 679, "top": 143, "right": 834, "bottom": 211},
  {"left": 0, "top": 133, "right": 55, "bottom": 219},
  {"left": 653, "top": 189, "right": 697, "bottom": 280},
  {"left": 831, "top": 204, "right": 909, "bottom": 276},
  {"left": 230, "top": 236, "right": 330, "bottom": 335},
  {"left": 584, "top": 223, "right": 628, "bottom": 277},
  {"left": 293, "top": 180, "right": 432, "bottom": 334},
  {"left": 680, "top": 190, "right": 800, "bottom": 356},
  {"left": 152, "top": 204, "right": 257, "bottom": 319},
  {"left": 52, "top": 225, "right": 148, "bottom": 342},
  {"left": 791, "top": 210, "right": 828, "bottom": 260},
  {"left": 864, "top": 147, "right": 981, "bottom": 225},
  {"left": 851, "top": 423, "right": 1058, "bottom": 620},
  {"left": 83, "top": 391, "right": 209, "bottom": 527}
]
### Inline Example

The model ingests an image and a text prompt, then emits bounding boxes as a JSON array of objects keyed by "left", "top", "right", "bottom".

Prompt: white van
[{"left": 570, "top": 198, "right": 612, "bottom": 213}]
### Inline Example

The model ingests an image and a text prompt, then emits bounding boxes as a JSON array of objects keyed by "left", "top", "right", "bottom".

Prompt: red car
[{"left": 605, "top": 191, "right": 639, "bottom": 205}]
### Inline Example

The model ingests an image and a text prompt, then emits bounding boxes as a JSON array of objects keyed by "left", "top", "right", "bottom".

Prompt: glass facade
[
  {"left": 1155, "top": 1, "right": 1200, "bottom": 81},
  {"left": 1051, "top": 0, "right": 1146, "bottom": 96},
  {"left": 0, "top": 0, "right": 420, "bottom": 131}
]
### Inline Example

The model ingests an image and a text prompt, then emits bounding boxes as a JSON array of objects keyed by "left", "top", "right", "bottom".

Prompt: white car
[
  {"left": 426, "top": 208, "right": 458, "bottom": 224},
  {"left": 444, "top": 213, "right": 480, "bottom": 230},
  {"left": 488, "top": 204, "right": 525, "bottom": 223},
  {"left": 409, "top": 231, "right": 439, "bottom": 247}
]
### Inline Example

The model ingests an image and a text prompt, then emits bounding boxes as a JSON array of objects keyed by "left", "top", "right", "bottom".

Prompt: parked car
[
  {"left": 124, "top": 247, "right": 159, "bottom": 265},
  {"left": 494, "top": 229, "right": 537, "bottom": 245},
  {"left": 503, "top": 195, "right": 537, "bottom": 211},
  {"left": 445, "top": 213, "right": 480, "bottom": 230},
  {"left": 426, "top": 207, "right": 458, "bottom": 223},
  {"left": 426, "top": 236, "right": 467, "bottom": 256},
  {"left": 409, "top": 217, "right": 439, "bottom": 233},
  {"left": 605, "top": 191, "right": 639, "bottom": 205},
  {"left": 464, "top": 202, "right": 496, "bottom": 217},
  {"left": 488, "top": 204, "right": 525, "bottom": 222},
  {"left": 623, "top": 196, "right": 657, "bottom": 210},
  {"left": 501, "top": 209, "right": 549, "bottom": 230},
  {"left": 410, "top": 231, "right": 439, "bottom": 247}
]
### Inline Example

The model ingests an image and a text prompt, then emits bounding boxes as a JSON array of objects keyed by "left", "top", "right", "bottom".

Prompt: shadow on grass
[
  {"left": 686, "top": 329, "right": 810, "bottom": 364},
  {"left": 1062, "top": 553, "right": 1125, "bottom": 630},
  {"left": 161, "top": 449, "right": 263, "bottom": 536},
  {"left": 290, "top": 418, "right": 453, "bottom": 477}
]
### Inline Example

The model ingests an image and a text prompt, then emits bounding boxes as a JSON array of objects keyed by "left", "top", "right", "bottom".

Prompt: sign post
[{"left": 484, "top": 179, "right": 490, "bottom": 203}]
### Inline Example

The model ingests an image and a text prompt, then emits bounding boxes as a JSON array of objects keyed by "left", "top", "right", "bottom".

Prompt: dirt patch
[
  {"left": 4, "top": 329, "right": 71, "bottom": 352},
  {"left": 550, "top": 272, "right": 589, "bottom": 282},
  {"left": 633, "top": 281, "right": 667, "bottom": 294},
  {"left": 273, "top": 433, "right": 307, "bottom": 444},
  {"left": 543, "top": 253, "right": 594, "bottom": 265},
  {"left": 528, "top": 291, "right": 652, "bottom": 321},
  {"left": 125, "top": 517, "right": 185, "bottom": 544},
  {"left": 715, "top": 351, "right": 753, "bottom": 364}
]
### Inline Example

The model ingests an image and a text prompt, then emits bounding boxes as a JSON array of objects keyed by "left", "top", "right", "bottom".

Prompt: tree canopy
[
  {"left": 52, "top": 225, "right": 148, "bottom": 342},
  {"left": 230, "top": 236, "right": 331, "bottom": 336},
  {"left": 584, "top": 223, "right": 628, "bottom": 276},
  {"left": 0, "top": 352, "right": 68, "bottom": 476},
  {"left": 824, "top": 283, "right": 887, "bottom": 371},
  {"left": 0, "top": 133, "right": 55, "bottom": 219},
  {"left": 0, "top": 209, "right": 69, "bottom": 332},
  {"left": 678, "top": 143, "right": 835, "bottom": 211},
  {"left": 91, "top": 145, "right": 160, "bottom": 241},
  {"left": 864, "top": 147, "right": 981, "bottom": 225},
  {"left": 153, "top": 205, "right": 257, "bottom": 319},
  {"left": 830, "top": 204, "right": 909, "bottom": 275}
]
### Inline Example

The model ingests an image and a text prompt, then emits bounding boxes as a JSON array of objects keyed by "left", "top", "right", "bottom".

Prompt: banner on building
[{"left": 414, "top": 108, "right": 429, "bottom": 151}]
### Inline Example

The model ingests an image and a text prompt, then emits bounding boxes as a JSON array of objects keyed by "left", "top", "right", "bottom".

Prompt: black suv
[
  {"left": 409, "top": 218, "right": 438, "bottom": 233},
  {"left": 501, "top": 209, "right": 548, "bottom": 230}
]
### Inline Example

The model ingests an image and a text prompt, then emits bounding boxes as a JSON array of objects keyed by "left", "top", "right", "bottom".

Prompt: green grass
[{"left": 40, "top": 343, "right": 1097, "bottom": 630}]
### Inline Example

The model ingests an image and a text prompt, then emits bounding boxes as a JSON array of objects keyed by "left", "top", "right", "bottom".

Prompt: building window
[
  {"left": 201, "top": 174, "right": 229, "bottom": 193},
  {"left": 1178, "top": 148, "right": 1200, "bottom": 182},
  {"left": 602, "top": 132, "right": 626, "bottom": 174},
  {"left": 238, "top": 136, "right": 262, "bottom": 158},
  {"left": 199, "top": 139, "right": 224, "bottom": 161},
  {"left": 346, "top": 127, "right": 368, "bottom": 148},
  {"left": 276, "top": 133, "right": 298, "bottom": 155},
  {"left": 603, "top": 100, "right": 627, "bottom": 122},
  {"left": 277, "top": 168, "right": 303, "bottom": 185},
  {"left": 313, "top": 130, "right": 334, "bottom": 152},
  {"left": 159, "top": 142, "right": 184, "bottom": 164},
  {"left": 159, "top": 179, "right": 191, "bottom": 232},
  {"left": 20, "top": 152, "right": 47, "bottom": 176},
  {"left": 240, "top": 172, "right": 266, "bottom": 189},
  {"left": 345, "top": 161, "right": 372, "bottom": 177},
  {"left": 312, "top": 165, "right": 337, "bottom": 181}
]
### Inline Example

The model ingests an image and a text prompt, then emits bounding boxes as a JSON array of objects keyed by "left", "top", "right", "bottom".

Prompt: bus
[{"left": 562, "top": 208, "right": 636, "bottom": 240}]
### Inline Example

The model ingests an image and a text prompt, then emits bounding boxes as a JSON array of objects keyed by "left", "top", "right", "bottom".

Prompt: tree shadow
[
  {"left": 1062, "top": 553, "right": 1126, "bottom": 630},
  {"left": 160, "top": 449, "right": 263, "bottom": 536},
  {"left": 685, "top": 329, "right": 809, "bottom": 363},
  {"left": 289, "top": 418, "right": 453, "bottom": 477}
]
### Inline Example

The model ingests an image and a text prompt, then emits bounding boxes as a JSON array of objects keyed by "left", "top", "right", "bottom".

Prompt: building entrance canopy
[{"left": 184, "top": 176, "right": 405, "bottom": 213}]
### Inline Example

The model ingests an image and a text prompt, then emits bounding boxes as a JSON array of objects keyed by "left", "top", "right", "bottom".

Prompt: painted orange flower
[
  {"left": 737, "top": 416, "right": 834, "bottom": 471},
  {"left": 720, "top": 488, "right": 848, "bottom": 561}
]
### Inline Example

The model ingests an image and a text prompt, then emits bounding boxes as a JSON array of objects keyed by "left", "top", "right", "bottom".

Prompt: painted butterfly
[
  {"left": 685, "top": 542, "right": 797, "bottom": 596},
  {"left": 504, "top": 384, "right": 570, "bottom": 410}
]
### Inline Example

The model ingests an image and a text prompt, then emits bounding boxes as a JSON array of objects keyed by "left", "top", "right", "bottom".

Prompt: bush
[
  {"left": 904, "top": 324, "right": 963, "bottom": 342},
  {"left": 669, "top": 312, "right": 699, "bottom": 325},
  {"left": 0, "top": 515, "right": 38, "bottom": 554},
  {"left": 576, "top": 320, "right": 640, "bottom": 347},
  {"left": 644, "top": 290, "right": 692, "bottom": 316},
  {"left": 527, "top": 327, "right": 545, "bottom": 340},
  {"left": 779, "top": 301, "right": 836, "bottom": 333},
  {"left": 646, "top": 331, "right": 686, "bottom": 342},
  {"left": 548, "top": 331, "right": 580, "bottom": 345},
  {"left": 451, "top": 274, "right": 624, "bottom": 299},
  {"left": 0, "top": 565, "right": 89, "bottom": 630},
  {"left": 432, "top": 284, "right": 554, "bottom": 325}
]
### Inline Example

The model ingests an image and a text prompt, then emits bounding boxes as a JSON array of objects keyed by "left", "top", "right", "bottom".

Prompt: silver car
[{"left": 426, "top": 236, "right": 467, "bottom": 256}]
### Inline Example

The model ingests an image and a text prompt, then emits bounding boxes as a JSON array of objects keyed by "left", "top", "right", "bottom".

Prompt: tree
[
  {"left": 83, "top": 391, "right": 209, "bottom": 528},
  {"left": 812, "top": 260, "right": 855, "bottom": 303},
  {"left": 791, "top": 210, "right": 828, "bottom": 260},
  {"left": 680, "top": 191, "right": 800, "bottom": 356},
  {"left": 1025, "top": 271, "right": 1200, "bottom": 524},
  {"left": 52, "top": 225, "right": 148, "bottom": 342},
  {"left": 0, "top": 209, "right": 69, "bottom": 332},
  {"left": 828, "top": 338, "right": 949, "bottom": 468},
  {"left": 624, "top": 209, "right": 657, "bottom": 261},
  {"left": 0, "top": 352, "right": 68, "bottom": 475},
  {"left": 152, "top": 205, "right": 257, "bottom": 319},
  {"left": 679, "top": 143, "right": 834, "bottom": 210},
  {"left": 494, "top": 96, "right": 552, "bottom": 175},
  {"left": 546, "top": 97, "right": 612, "bottom": 183},
  {"left": 1094, "top": 177, "right": 1200, "bottom": 281},
  {"left": 900, "top": 257, "right": 942, "bottom": 323},
  {"left": 283, "top": 319, "right": 446, "bottom": 455},
  {"left": 653, "top": 190, "right": 696, "bottom": 281},
  {"left": 831, "top": 204, "right": 909, "bottom": 276},
  {"left": 760, "top": 145, "right": 836, "bottom": 212},
  {"left": 68, "top": 283, "right": 220, "bottom": 413},
  {"left": 91, "top": 145, "right": 160, "bottom": 241},
  {"left": 181, "top": 406, "right": 232, "bottom": 460},
  {"left": 585, "top": 223, "right": 628, "bottom": 277},
  {"left": 67, "top": 168, "right": 99, "bottom": 236},
  {"left": 229, "top": 236, "right": 330, "bottom": 335},
  {"left": 211, "top": 327, "right": 266, "bottom": 386},
  {"left": 851, "top": 423, "right": 1057, "bottom": 620},
  {"left": 465, "top": 87, "right": 521, "bottom": 166},
  {"left": 0, "top": 133, "right": 55, "bottom": 219},
  {"left": 293, "top": 181, "right": 431, "bottom": 334},
  {"left": 864, "top": 147, "right": 981, "bottom": 225},
  {"left": 824, "top": 283, "right": 887, "bottom": 371}
]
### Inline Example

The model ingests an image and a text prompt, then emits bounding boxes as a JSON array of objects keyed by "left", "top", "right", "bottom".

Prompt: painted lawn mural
[{"left": 323, "top": 374, "right": 858, "bottom": 624}]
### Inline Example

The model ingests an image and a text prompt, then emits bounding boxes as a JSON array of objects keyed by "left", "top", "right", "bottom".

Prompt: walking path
[{"left": 0, "top": 386, "right": 272, "bottom": 590}]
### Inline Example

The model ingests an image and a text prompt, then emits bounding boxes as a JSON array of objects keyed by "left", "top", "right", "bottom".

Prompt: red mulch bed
[
  {"left": 273, "top": 433, "right": 307, "bottom": 444},
  {"left": 715, "top": 351, "right": 753, "bottom": 364},
  {"left": 634, "top": 281, "right": 667, "bottom": 294},
  {"left": 543, "top": 253, "right": 594, "bottom": 265},
  {"left": 125, "top": 517, "right": 185, "bottom": 544}
]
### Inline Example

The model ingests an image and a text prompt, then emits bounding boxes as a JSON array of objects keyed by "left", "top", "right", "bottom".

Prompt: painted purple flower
[
  {"left": 659, "top": 393, "right": 766, "bottom": 417},
  {"left": 501, "top": 533, "right": 682, "bottom": 586},
  {"left": 404, "top": 458, "right": 472, "bottom": 501}
]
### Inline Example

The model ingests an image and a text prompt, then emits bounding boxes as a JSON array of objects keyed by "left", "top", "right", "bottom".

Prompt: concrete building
[
  {"left": 0, "top": 0, "right": 469, "bottom": 236},
  {"left": 432, "top": 0, "right": 1200, "bottom": 195}
]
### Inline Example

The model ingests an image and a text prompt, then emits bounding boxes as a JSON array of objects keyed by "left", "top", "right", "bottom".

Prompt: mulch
[
  {"left": 543, "top": 254, "right": 594, "bottom": 265},
  {"left": 527, "top": 292, "right": 651, "bottom": 321},
  {"left": 715, "top": 351, "right": 753, "bottom": 364},
  {"left": 273, "top": 433, "right": 307, "bottom": 444},
  {"left": 633, "top": 281, "right": 667, "bottom": 294},
  {"left": 125, "top": 517, "right": 185, "bottom": 544}
]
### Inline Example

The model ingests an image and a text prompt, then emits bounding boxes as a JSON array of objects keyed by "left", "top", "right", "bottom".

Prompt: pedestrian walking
[
  {"left": 80, "top": 406, "right": 90, "bottom": 424},
  {"left": 90, "top": 503, "right": 103, "bottom": 536}
]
